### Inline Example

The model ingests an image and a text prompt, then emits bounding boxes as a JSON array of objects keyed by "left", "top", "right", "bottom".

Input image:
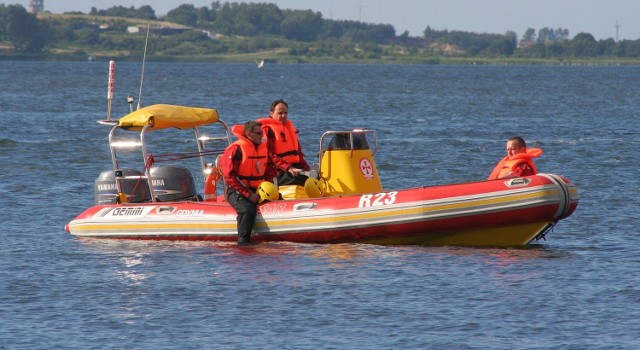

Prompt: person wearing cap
[
  {"left": 488, "top": 136, "right": 542, "bottom": 180},
  {"left": 220, "top": 120, "right": 301, "bottom": 244},
  {"left": 257, "top": 99, "right": 310, "bottom": 186}
]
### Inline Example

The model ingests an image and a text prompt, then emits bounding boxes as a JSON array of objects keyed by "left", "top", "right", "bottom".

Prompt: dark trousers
[
  {"left": 276, "top": 163, "right": 309, "bottom": 186},
  {"left": 226, "top": 188, "right": 257, "bottom": 243}
]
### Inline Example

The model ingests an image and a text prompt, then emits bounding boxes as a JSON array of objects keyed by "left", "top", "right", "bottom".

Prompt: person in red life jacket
[
  {"left": 488, "top": 136, "right": 542, "bottom": 180},
  {"left": 220, "top": 120, "right": 302, "bottom": 244},
  {"left": 257, "top": 99, "right": 311, "bottom": 186}
]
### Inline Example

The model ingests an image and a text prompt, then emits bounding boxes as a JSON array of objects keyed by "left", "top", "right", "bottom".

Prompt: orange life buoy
[{"left": 203, "top": 167, "right": 221, "bottom": 201}]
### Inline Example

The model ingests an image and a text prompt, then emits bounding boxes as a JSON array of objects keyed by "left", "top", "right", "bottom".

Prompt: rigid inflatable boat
[{"left": 65, "top": 103, "right": 578, "bottom": 247}]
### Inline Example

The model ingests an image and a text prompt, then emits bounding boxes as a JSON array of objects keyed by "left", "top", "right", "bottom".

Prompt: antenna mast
[{"left": 137, "top": 23, "right": 150, "bottom": 110}]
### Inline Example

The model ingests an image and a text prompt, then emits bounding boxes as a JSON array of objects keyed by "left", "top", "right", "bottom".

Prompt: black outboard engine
[
  {"left": 149, "top": 165, "right": 198, "bottom": 202},
  {"left": 94, "top": 168, "right": 152, "bottom": 204}
]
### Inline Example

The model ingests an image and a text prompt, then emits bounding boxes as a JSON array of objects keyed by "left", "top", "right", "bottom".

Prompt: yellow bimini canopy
[{"left": 118, "top": 104, "right": 220, "bottom": 131}]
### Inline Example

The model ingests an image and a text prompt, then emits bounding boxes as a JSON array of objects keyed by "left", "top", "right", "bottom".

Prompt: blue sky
[{"left": 22, "top": 0, "right": 640, "bottom": 40}]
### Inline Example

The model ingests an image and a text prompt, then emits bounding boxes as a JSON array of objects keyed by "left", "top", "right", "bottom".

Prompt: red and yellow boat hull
[{"left": 66, "top": 173, "right": 578, "bottom": 247}]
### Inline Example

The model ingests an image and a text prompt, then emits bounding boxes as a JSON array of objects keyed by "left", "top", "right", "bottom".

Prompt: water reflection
[{"left": 115, "top": 254, "right": 147, "bottom": 285}]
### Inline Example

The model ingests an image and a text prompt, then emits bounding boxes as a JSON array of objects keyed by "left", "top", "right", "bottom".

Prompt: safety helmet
[
  {"left": 304, "top": 177, "right": 325, "bottom": 198},
  {"left": 256, "top": 181, "right": 279, "bottom": 203}
]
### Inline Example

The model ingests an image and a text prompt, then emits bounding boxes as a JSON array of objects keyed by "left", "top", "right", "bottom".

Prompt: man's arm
[
  {"left": 220, "top": 145, "right": 253, "bottom": 198},
  {"left": 269, "top": 152, "right": 294, "bottom": 174},
  {"left": 507, "top": 162, "right": 534, "bottom": 178}
]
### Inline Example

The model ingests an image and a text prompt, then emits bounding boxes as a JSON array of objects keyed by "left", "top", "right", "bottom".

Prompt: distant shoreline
[{"left": 2, "top": 51, "right": 640, "bottom": 66}]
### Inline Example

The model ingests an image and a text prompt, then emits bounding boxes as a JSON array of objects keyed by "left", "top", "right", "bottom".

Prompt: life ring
[{"left": 203, "top": 167, "right": 221, "bottom": 201}]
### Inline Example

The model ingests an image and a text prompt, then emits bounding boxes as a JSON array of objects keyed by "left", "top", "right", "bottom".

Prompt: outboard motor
[
  {"left": 94, "top": 168, "right": 151, "bottom": 204},
  {"left": 149, "top": 164, "right": 198, "bottom": 202}
]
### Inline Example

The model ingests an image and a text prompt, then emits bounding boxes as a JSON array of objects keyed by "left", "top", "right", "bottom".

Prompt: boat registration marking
[
  {"left": 359, "top": 191, "right": 398, "bottom": 208},
  {"left": 259, "top": 202, "right": 287, "bottom": 215}
]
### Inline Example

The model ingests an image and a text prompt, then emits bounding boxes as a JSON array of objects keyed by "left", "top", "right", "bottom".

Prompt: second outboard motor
[
  {"left": 94, "top": 168, "right": 151, "bottom": 204},
  {"left": 150, "top": 164, "right": 198, "bottom": 202}
]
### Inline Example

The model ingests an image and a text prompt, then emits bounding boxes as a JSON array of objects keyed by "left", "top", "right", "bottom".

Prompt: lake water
[{"left": 1, "top": 61, "right": 639, "bottom": 349}]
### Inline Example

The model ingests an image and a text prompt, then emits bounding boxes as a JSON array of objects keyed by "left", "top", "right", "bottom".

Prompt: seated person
[
  {"left": 488, "top": 136, "right": 542, "bottom": 180},
  {"left": 220, "top": 121, "right": 301, "bottom": 244},
  {"left": 257, "top": 99, "right": 310, "bottom": 186}
]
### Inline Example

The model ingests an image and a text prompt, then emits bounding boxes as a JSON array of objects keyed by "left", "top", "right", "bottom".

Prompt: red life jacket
[
  {"left": 488, "top": 148, "right": 542, "bottom": 180},
  {"left": 257, "top": 118, "right": 302, "bottom": 165},
  {"left": 230, "top": 124, "right": 268, "bottom": 189}
]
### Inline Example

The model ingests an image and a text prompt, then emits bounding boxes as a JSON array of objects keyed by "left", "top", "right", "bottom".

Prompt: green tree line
[{"left": 2, "top": 2, "right": 640, "bottom": 61}]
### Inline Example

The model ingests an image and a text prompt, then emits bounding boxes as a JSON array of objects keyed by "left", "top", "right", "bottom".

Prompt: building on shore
[{"left": 29, "top": 0, "right": 44, "bottom": 14}]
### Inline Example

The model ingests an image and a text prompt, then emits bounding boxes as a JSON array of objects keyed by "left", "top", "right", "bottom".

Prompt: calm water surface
[{"left": 1, "top": 61, "right": 639, "bottom": 349}]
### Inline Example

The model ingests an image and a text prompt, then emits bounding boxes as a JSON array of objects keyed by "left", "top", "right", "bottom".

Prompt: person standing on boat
[
  {"left": 488, "top": 136, "right": 542, "bottom": 179},
  {"left": 220, "top": 120, "right": 302, "bottom": 244},
  {"left": 257, "top": 99, "right": 311, "bottom": 186}
]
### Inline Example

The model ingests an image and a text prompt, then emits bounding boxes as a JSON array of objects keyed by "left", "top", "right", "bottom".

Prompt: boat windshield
[{"left": 327, "top": 133, "right": 369, "bottom": 150}]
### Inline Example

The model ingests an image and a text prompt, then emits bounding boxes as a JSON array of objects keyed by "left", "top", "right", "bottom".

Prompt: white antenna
[{"left": 137, "top": 23, "right": 150, "bottom": 110}]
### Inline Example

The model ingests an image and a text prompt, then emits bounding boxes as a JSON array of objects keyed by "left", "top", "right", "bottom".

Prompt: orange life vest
[
  {"left": 231, "top": 125, "right": 268, "bottom": 189},
  {"left": 488, "top": 148, "right": 542, "bottom": 180},
  {"left": 257, "top": 118, "right": 302, "bottom": 164}
]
